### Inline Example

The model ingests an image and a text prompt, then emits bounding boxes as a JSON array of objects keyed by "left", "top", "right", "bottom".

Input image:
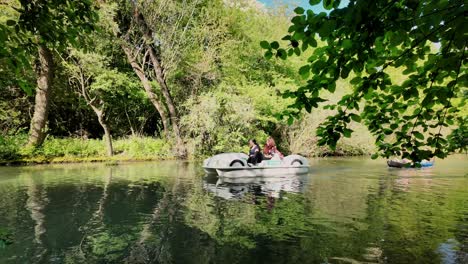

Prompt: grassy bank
[
  {"left": 0, "top": 135, "right": 174, "bottom": 165},
  {"left": 0, "top": 134, "right": 374, "bottom": 165}
]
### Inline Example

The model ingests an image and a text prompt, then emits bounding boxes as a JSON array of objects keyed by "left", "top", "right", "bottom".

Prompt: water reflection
[
  {"left": 0, "top": 157, "right": 466, "bottom": 263},
  {"left": 203, "top": 173, "right": 305, "bottom": 200}
]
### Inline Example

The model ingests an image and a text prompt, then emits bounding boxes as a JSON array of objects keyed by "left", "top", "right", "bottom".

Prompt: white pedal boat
[{"left": 203, "top": 153, "right": 310, "bottom": 178}]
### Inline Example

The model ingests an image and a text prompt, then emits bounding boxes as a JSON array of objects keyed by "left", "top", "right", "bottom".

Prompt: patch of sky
[{"left": 258, "top": 0, "right": 349, "bottom": 14}]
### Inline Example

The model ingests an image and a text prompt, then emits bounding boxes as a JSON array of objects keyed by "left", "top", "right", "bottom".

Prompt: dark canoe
[{"left": 387, "top": 160, "right": 409, "bottom": 168}]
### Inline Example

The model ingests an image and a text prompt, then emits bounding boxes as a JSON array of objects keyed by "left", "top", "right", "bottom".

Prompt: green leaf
[
  {"left": 277, "top": 48, "right": 287, "bottom": 60},
  {"left": 299, "top": 65, "right": 310, "bottom": 77},
  {"left": 350, "top": 113, "right": 361, "bottom": 122},
  {"left": 270, "top": 41, "right": 279, "bottom": 49},
  {"left": 333, "top": 0, "right": 341, "bottom": 8},
  {"left": 294, "top": 47, "right": 301, "bottom": 56},
  {"left": 18, "top": 80, "right": 33, "bottom": 96},
  {"left": 309, "top": 0, "right": 321, "bottom": 5},
  {"left": 260, "top": 41, "right": 270, "bottom": 49},
  {"left": 294, "top": 7, "right": 305, "bottom": 14},
  {"left": 350, "top": 77, "right": 361, "bottom": 85},
  {"left": 323, "top": 0, "right": 334, "bottom": 10},
  {"left": 340, "top": 66, "right": 350, "bottom": 79},
  {"left": 371, "top": 153, "right": 379, "bottom": 159},
  {"left": 317, "top": 20, "right": 336, "bottom": 38},
  {"left": 413, "top": 132, "right": 424, "bottom": 140},
  {"left": 343, "top": 128, "right": 353, "bottom": 138},
  {"left": 306, "top": 39, "right": 316, "bottom": 49},
  {"left": 264, "top": 50, "right": 273, "bottom": 60},
  {"left": 6, "top": 20, "right": 16, "bottom": 26},
  {"left": 342, "top": 39, "right": 353, "bottom": 50}
]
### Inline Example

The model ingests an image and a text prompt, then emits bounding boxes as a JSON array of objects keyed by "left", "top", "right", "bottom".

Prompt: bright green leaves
[
  {"left": 447, "top": 117, "right": 468, "bottom": 153},
  {"left": 413, "top": 132, "right": 424, "bottom": 140},
  {"left": 263, "top": 0, "right": 467, "bottom": 161},
  {"left": 299, "top": 65, "right": 311, "bottom": 79},
  {"left": 349, "top": 113, "right": 361, "bottom": 122},
  {"left": 14, "top": 0, "right": 97, "bottom": 51},
  {"left": 2, "top": 0, "right": 98, "bottom": 94},
  {"left": 309, "top": 0, "right": 321, "bottom": 5},
  {"left": 294, "top": 7, "right": 305, "bottom": 14},
  {"left": 270, "top": 41, "right": 280, "bottom": 49},
  {"left": 260, "top": 41, "right": 270, "bottom": 49},
  {"left": 260, "top": 39, "right": 292, "bottom": 60},
  {"left": 343, "top": 128, "right": 353, "bottom": 138},
  {"left": 276, "top": 49, "right": 287, "bottom": 60}
]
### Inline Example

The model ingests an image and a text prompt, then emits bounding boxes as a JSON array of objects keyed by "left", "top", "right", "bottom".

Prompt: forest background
[{"left": 0, "top": 0, "right": 465, "bottom": 163}]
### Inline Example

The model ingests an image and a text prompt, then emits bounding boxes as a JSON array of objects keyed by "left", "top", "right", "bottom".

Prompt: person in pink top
[{"left": 263, "top": 136, "right": 283, "bottom": 160}]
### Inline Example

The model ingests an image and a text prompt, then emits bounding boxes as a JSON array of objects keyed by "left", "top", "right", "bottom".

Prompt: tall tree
[
  {"left": 65, "top": 51, "right": 117, "bottom": 156},
  {"left": 3, "top": 0, "right": 97, "bottom": 147},
  {"left": 263, "top": 0, "right": 467, "bottom": 162},
  {"left": 113, "top": 0, "right": 194, "bottom": 157}
]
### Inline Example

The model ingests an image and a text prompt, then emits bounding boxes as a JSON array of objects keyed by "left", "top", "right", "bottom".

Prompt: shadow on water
[{"left": 0, "top": 156, "right": 466, "bottom": 263}]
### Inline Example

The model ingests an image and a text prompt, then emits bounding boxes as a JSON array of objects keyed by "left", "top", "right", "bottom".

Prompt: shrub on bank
[
  {"left": 0, "top": 132, "right": 374, "bottom": 164},
  {"left": 0, "top": 134, "right": 25, "bottom": 160},
  {"left": 113, "top": 136, "right": 172, "bottom": 158},
  {"left": 0, "top": 135, "right": 174, "bottom": 163}
]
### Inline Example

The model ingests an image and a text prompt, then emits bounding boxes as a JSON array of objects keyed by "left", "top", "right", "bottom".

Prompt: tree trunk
[
  {"left": 124, "top": 106, "right": 136, "bottom": 137},
  {"left": 147, "top": 48, "right": 185, "bottom": 156},
  {"left": 28, "top": 44, "right": 54, "bottom": 147},
  {"left": 132, "top": 7, "right": 186, "bottom": 156},
  {"left": 95, "top": 108, "right": 113, "bottom": 157},
  {"left": 121, "top": 43, "right": 170, "bottom": 136}
]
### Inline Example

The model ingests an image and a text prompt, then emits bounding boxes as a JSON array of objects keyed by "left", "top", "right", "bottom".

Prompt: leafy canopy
[
  {"left": 263, "top": 0, "right": 467, "bottom": 162},
  {"left": 1, "top": 0, "right": 98, "bottom": 91}
]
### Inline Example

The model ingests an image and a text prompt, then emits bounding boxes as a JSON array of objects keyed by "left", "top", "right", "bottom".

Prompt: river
[{"left": 0, "top": 156, "right": 467, "bottom": 263}]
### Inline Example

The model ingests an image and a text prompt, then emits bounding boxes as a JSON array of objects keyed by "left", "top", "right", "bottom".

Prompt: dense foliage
[
  {"left": 263, "top": 0, "right": 467, "bottom": 162},
  {"left": 0, "top": 0, "right": 466, "bottom": 162}
]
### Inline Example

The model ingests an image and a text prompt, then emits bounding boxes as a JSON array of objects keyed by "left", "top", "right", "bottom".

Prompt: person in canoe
[
  {"left": 263, "top": 136, "right": 283, "bottom": 160},
  {"left": 247, "top": 139, "right": 263, "bottom": 165}
]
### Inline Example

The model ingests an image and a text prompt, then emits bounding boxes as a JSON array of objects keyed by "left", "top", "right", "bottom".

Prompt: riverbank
[
  {"left": 0, "top": 136, "right": 176, "bottom": 165},
  {"left": 0, "top": 135, "right": 374, "bottom": 166}
]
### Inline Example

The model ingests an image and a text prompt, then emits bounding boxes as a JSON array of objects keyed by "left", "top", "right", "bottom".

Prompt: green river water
[{"left": 0, "top": 156, "right": 467, "bottom": 263}]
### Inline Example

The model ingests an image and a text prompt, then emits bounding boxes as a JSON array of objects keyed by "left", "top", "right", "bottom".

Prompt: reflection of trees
[
  {"left": 127, "top": 162, "right": 196, "bottom": 263},
  {"left": 183, "top": 161, "right": 468, "bottom": 263},
  {"left": 185, "top": 178, "right": 351, "bottom": 263},
  {"left": 1, "top": 160, "right": 467, "bottom": 263},
  {"left": 0, "top": 170, "right": 50, "bottom": 262},
  {"left": 63, "top": 167, "right": 114, "bottom": 262},
  {"left": 125, "top": 178, "right": 183, "bottom": 263},
  {"left": 78, "top": 169, "right": 170, "bottom": 263},
  {"left": 76, "top": 162, "right": 191, "bottom": 263},
  {"left": 454, "top": 213, "right": 468, "bottom": 263},
  {"left": 379, "top": 173, "right": 468, "bottom": 263},
  {"left": 25, "top": 171, "right": 48, "bottom": 261}
]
